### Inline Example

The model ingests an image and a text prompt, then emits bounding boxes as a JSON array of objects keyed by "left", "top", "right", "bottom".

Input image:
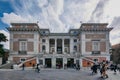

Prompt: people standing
[
  {"left": 22, "top": 63, "right": 25, "bottom": 70},
  {"left": 36, "top": 64, "right": 40, "bottom": 73},
  {"left": 91, "top": 63, "right": 97, "bottom": 74},
  {"left": 113, "top": 64, "right": 117, "bottom": 74},
  {"left": 76, "top": 64, "right": 80, "bottom": 70},
  {"left": 101, "top": 64, "right": 108, "bottom": 78}
]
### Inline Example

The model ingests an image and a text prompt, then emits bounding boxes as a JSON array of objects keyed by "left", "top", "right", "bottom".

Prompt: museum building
[{"left": 7, "top": 23, "right": 112, "bottom": 68}]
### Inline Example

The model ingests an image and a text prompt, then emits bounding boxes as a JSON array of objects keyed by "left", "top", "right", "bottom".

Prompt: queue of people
[{"left": 90, "top": 60, "right": 120, "bottom": 79}]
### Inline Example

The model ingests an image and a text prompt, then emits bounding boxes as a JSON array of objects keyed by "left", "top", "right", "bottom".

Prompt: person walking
[
  {"left": 22, "top": 63, "right": 25, "bottom": 70},
  {"left": 113, "top": 64, "right": 117, "bottom": 74},
  {"left": 36, "top": 64, "right": 40, "bottom": 73},
  {"left": 91, "top": 63, "right": 98, "bottom": 74},
  {"left": 101, "top": 64, "right": 108, "bottom": 78},
  {"left": 76, "top": 64, "right": 80, "bottom": 70}
]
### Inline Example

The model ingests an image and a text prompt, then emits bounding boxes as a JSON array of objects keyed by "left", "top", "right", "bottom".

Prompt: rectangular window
[
  {"left": 20, "top": 41, "right": 27, "bottom": 51},
  {"left": 92, "top": 40, "right": 100, "bottom": 51}
]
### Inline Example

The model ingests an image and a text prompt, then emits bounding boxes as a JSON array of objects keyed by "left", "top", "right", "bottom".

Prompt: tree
[
  {"left": 116, "top": 44, "right": 120, "bottom": 64},
  {"left": 112, "top": 44, "right": 120, "bottom": 64},
  {"left": 0, "top": 33, "right": 8, "bottom": 42},
  {"left": 0, "top": 33, "right": 8, "bottom": 64},
  {"left": 0, "top": 44, "right": 5, "bottom": 57}
]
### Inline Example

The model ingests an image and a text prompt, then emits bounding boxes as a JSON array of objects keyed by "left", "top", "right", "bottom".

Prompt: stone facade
[{"left": 7, "top": 23, "right": 113, "bottom": 68}]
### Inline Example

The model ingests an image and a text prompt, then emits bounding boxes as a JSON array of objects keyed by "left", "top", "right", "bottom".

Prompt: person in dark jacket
[
  {"left": 91, "top": 63, "right": 97, "bottom": 74},
  {"left": 36, "top": 64, "right": 40, "bottom": 73},
  {"left": 22, "top": 63, "right": 25, "bottom": 70},
  {"left": 113, "top": 64, "right": 117, "bottom": 73}
]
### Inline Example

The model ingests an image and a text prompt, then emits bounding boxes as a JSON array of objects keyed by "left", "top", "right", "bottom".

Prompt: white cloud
[
  {"left": 1, "top": 0, "right": 120, "bottom": 45},
  {"left": 2, "top": 0, "right": 99, "bottom": 31},
  {"left": 0, "top": 30, "right": 9, "bottom": 49},
  {"left": 1, "top": 13, "right": 28, "bottom": 25},
  {"left": 109, "top": 17, "right": 120, "bottom": 45}
]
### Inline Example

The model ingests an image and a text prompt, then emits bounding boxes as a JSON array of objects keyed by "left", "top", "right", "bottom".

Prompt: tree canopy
[
  {"left": 0, "top": 33, "right": 8, "bottom": 57},
  {"left": 0, "top": 33, "right": 8, "bottom": 42}
]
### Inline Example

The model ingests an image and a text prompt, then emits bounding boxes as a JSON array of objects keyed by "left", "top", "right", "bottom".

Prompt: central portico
[{"left": 39, "top": 33, "right": 80, "bottom": 68}]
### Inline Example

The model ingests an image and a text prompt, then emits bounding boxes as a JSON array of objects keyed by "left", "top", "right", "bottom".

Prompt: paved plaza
[{"left": 0, "top": 68, "right": 120, "bottom": 80}]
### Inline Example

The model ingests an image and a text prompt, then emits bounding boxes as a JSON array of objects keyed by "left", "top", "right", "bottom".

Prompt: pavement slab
[{"left": 0, "top": 69, "right": 120, "bottom": 80}]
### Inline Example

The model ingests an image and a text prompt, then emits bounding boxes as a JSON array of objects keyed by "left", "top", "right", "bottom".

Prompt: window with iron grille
[
  {"left": 19, "top": 41, "right": 27, "bottom": 51},
  {"left": 92, "top": 40, "right": 100, "bottom": 51}
]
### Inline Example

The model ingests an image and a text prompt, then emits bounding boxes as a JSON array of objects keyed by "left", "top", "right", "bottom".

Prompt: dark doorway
[
  {"left": 56, "top": 58, "right": 63, "bottom": 69},
  {"left": 45, "top": 58, "right": 52, "bottom": 68},
  {"left": 67, "top": 58, "right": 74, "bottom": 68}
]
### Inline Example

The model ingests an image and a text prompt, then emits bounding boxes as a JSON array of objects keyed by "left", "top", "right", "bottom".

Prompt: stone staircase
[
  {"left": 0, "top": 61, "right": 14, "bottom": 69},
  {"left": 81, "top": 56, "right": 97, "bottom": 64},
  {"left": 17, "top": 57, "right": 36, "bottom": 68}
]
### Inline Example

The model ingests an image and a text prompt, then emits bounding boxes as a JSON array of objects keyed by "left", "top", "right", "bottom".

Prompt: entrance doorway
[
  {"left": 56, "top": 58, "right": 63, "bottom": 69},
  {"left": 67, "top": 58, "right": 74, "bottom": 68},
  {"left": 45, "top": 58, "right": 52, "bottom": 68}
]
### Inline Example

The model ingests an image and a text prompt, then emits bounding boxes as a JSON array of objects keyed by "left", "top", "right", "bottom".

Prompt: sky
[{"left": 0, "top": 0, "right": 120, "bottom": 49}]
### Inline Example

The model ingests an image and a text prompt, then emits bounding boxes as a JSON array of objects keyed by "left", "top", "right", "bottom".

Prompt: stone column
[
  {"left": 46, "top": 38, "right": 49, "bottom": 54},
  {"left": 70, "top": 38, "right": 73, "bottom": 53},
  {"left": 52, "top": 58, "right": 56, "bottom": 68},
  {"left": 63, "top": 58, "right": 67, "bottom": 69},
  {"left": 42, "top": 58, "right": 45, "bottom": 67}
]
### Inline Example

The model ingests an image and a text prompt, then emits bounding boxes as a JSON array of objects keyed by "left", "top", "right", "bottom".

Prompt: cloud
[
  {"left": 1, "top": 12, "right": 28, "bottom": 25},
  {"left": 1, "top": 0, "right": 99, "bottom": 32},
  {"left": 0, "top": 30, "right": 9, "bottom": 49},
  {"left": 60, "top": 0, "right": 99, "bottom": 28},
  {"left": 1, "top": 0, "right": 120, "bottom": 45},
  {"left": 109, "top": 17, "right": 120, "bottom": 45},
  {"left": 8, "top": 0, "right": 65, "bottom": 32},
  {"left": 89, "top": 0, "right": 109, "bottom": 22}
]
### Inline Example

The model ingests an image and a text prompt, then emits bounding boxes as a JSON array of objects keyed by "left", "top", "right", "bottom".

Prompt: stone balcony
[
  {"left": 92, "top": 51, "right": 101, "bottom": 55},
  {"left": 18, "top": 51, "right": 27, "bottom": 55}
]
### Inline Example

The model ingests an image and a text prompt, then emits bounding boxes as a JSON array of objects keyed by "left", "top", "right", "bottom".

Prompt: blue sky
[
  {"left": 0, "top": 1, "right": 13, "bottom": 30},
  {"left": 0, "top": 0, "right": 120, "bottom": 49}
]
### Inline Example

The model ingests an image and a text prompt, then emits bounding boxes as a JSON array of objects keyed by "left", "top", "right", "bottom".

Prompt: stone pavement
[{"left": 0, "top": 68, "right": 119, "bottom": 80}]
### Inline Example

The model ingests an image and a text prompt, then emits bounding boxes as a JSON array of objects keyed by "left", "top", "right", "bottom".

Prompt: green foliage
[
  {"left": 0, "top": 33, "right": 8, "bottom": 42},
  {"left": 0, "top": 33, "right": 8, "bottom": 57},
  {"left": 0, "top": 44, "right": 5, "bottom": 57}
]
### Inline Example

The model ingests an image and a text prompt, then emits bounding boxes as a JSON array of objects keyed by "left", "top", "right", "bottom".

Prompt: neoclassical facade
[{"left": 7, "top": 23, "right": 112, "bottom": 68}]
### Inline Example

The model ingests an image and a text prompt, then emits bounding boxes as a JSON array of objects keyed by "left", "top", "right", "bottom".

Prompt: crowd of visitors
[{"left": 90, "top": 60, "right": 120, "bottom": 79}]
